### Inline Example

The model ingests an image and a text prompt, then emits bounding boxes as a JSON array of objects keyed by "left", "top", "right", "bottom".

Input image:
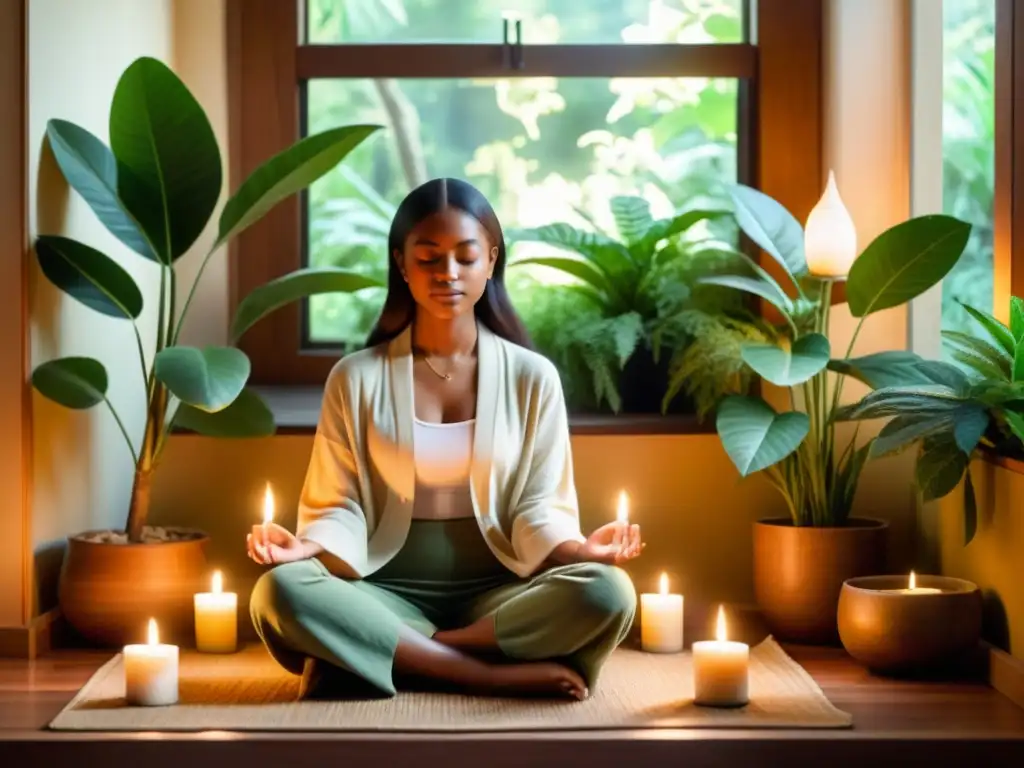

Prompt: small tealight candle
[
  {"left": 124, "top": 618, "right": 179, "bottom": 706},
  {"left": 885, "top": 570, "right": 944, "bottom": 595},
  {"left": 693, "top": 605, "right": 749, "bottom": 708},
  {"left": 194, "top": 570, "right": 238, "bottom": 653},
  {"left": 640, "top": 572, "right": 684, "bottom": 653}
]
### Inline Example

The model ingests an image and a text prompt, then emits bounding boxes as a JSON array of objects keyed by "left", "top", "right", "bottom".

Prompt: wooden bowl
[{"left": 837, "top": 575, "right": 982, "bottom": 674}]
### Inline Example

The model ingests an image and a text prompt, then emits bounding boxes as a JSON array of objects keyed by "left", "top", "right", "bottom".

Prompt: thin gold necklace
[{"left": 422, "top": 355, "right": 453, "bottom": 381}]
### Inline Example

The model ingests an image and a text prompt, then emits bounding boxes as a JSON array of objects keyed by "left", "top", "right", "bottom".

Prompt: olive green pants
[{"left": 250, "top": 519, "right": 636, "bottom": 697}]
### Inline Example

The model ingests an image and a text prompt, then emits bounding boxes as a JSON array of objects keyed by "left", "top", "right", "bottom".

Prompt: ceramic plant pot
[
  {"left": 58, "top": 527, "right": 210, "bottom": 647},
  {"left": 753, "top": 517, "right": 888, "bottom": 644}
]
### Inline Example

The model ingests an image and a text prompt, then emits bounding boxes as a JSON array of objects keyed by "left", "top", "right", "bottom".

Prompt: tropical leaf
[
  {"left": 1003, "top": 408, "right": 1024, "bottom": 444},
  {"left": 915, "top": 434, "right": 968, "bottom": 502},
  {"left": 728, "top": 184, "right": 807, "bottom": 280},
  {"left": 1014, "top": 337, "right": 1024, "bottom": 383},
  {"left": 740, "top": 333, "right": 829, "bottom": 386},
  {"left": 642, "top": 209, "right": 730, "bottom": 254},
  {"left": 870, "top": 413, "right": 954, "bottom": 458},
  {"left": 45, "top": 119, "right": 156, "bottom": 261},
  {"left": 960, "top": 301, "right": 1015, "bottom": 357},
  {"left": 31, "top": 357, "right": 108, "bottom": 409},
  {"left": 154, "top": 346, "right": 250, "bottom": 413},
  {"left": 35, "top": 235, "right": 143, "bottom": 319},
  {"left": 835, "top": 438, "right": 874, "bottom": 525},
  {"left": 950, "top": 348, "right": 1010, "bottom": 381},
  {"left": 173, "top": 387, "right": 276, "bottom": 438},
  {"left": 828, "top": 351, "right": 968, "bottom": 392},
  {"left": 218, "top": 124, "right": 382, "bottom": 248},
  {"left": 510, "top": 256, "right": 616, "bottom": 305},
  {"left": 610, "top": 196, "right": 653, "bottom": 246},
  {"left": 231, "top": 267, "right": 382, "bottom": 341},
  {"left": 943, "top": 330, "right": 1012, "bottom": 377},
  {"left": 953, "top": 404, "right": 989, "bottom": 454},
  {"left": 836, "top": 385, "right": 967, "bottom": 421},
  {"left": 696, "top": 275, "right": 793, "bottom": 318},
  {"left": 109, "top": 56, "right": 222, "bottom": 262},
  {"left": 509, "top": 223, "right": 635, "bottom": 281},
  {"left": 716, "top": 395, "right": 810, "bottom": 476},
  {"left": 1011, "top": 296, "right": 1024, "bottom": 342},
  {"left": 846, "top": 215, "right": 971, "bottom": 317},
  {"left": 964, "top": 466, "right": 977, "bottom": 546}
]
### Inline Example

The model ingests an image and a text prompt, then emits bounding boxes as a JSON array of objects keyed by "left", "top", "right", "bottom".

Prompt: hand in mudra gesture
[
  {"left": 247, "top": 522, "right": 308, "bottom": 565},
  {"left": 578, "top": 521, "right": 644, "bottom": 565}
]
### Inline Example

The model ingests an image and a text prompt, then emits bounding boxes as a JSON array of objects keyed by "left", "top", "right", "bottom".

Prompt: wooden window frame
[
  {"left": 995, "top": 0, "right": 1024, "bottom": 319},
  {"left": 228, "top": 0, "right": 824, "bottom": 400}
]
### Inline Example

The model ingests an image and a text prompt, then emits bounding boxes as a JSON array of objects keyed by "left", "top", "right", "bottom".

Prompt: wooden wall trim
[{"left": 0, "top": 0, "right": 30, "bottom": 629}]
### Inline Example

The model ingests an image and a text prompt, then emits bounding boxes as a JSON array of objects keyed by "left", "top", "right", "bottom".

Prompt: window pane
[
  {"left": 941, "top": 0, "right": 994, "bottom": 333},
  {"left": 306, "top": 0, "right": 745, "bottom": 45},
  {"left": 305, "top": 75, "right": 739, "bottom": 355}
]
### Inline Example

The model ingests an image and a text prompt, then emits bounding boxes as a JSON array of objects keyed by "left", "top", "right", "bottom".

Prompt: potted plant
[
  {"left": 698, "top": 173, "right": 971, "bottom": 643},
  {"left": 507, "top": 195, "right": 772, "bottom": 415},
  {"left": 834, "top": 295, "right": 1024, "bottom": 545},
  {"left": 32, "top": 57, "right": 382, "bottom": 646}
]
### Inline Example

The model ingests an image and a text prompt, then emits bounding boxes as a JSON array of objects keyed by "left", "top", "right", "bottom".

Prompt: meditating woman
[{"left": 247, "top": 177, "right": 643, "bottom": 701}]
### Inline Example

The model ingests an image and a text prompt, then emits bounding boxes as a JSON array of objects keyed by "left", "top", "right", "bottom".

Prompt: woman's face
[{"left": 395, "top": 207, "right": 497, "bottom": 321}]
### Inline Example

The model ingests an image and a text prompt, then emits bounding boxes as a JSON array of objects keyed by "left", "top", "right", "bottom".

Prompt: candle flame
[
  {"left": 616, "top": 490, "right": 629, "bottom": 524},
  {"left": 909, "top": 570, "right": 916, "bottom": 590},
  {"left": 715, "top": 605, "right": 727, "bottom": 642},
  {"left": 659, "top": 572, "right": 668, "bottom": 595},
  {"left": 147, "top": 617, "right": 159, "bottom": 646},
  {"left": 212, "top": 570, "right": 223, "bottom": 594},
  {"left": 262, "top": 483, "right": 274, "bottom": 526}
]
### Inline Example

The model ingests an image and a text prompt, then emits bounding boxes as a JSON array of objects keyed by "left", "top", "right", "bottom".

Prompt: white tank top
[{"left": 412, "top": 417, "right": 475, "bottom": 520}]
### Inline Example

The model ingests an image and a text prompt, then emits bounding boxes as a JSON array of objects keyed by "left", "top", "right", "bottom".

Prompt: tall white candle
[
  {"left": 640, "top": 572, "right": 684, "bottom": 653},
  {"left": 693, "top": 605, "right": 749, "bottom": 707},
  {"left": 124, "top": 618, "right": 179, "bottom": 706},
  {"left": 194, "top": 570, "right": 238, "bottom": 653}
]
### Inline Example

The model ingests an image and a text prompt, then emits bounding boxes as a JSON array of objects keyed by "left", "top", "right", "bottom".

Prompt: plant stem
[
  {"left": 132, "top": 323, "right": 149, "bottom": 391},
  {"left": 103, "top": 396, "right": 139, "bottom": 466},
  {"left": 125, "top": 467, "right": 154, "bottom": 542},
  {"left": 172, "top": 245, "right": 215, "bottom": 345}
]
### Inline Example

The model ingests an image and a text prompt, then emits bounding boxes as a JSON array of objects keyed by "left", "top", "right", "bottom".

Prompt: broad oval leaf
[
  {"left": 154, "top": 346, "right": 250, "bottom": 412},
  {"left": 35, "top": 235, "right": 143, "bottom": 319},
  {"left": 174, "top": 387, "right": 276, "bottom": 438},
  {"left": 217, "top": 125, "right": 382, "bottom": 248},
  {"left": 695, "top": 274, "right": 794, "bottom": 318},
  {"left": 232, "top": 267, "right": 383, "bottom": 341},
  {"left": 960, "top": 301, "right": 1015, "bottom": 357},
  {"left": 916, "top": 434, "right": 968, "bottom": 502},
  {"left": 741, "top": 333, "right": 830, "bottom": 386},
  {"left": 716, "top": 395, "right": 809, "bottom": 476},
  {"left": 728, "top": 184, "right": 807, "bottom": 280},
  {"left": 31, "top": 357, "right": 108, "bottom": 409},
  {"left": 828, "top": 351, "right": 969, "bottom": 392},
  {"left": 45, "top": 119, "right": 157, "bottom": 261},
  {"left": 110, "top": 56, "right": 222, "bottom": 262},
  {"left": 846, "top": 214, "right": 971, "bottom": 317}
]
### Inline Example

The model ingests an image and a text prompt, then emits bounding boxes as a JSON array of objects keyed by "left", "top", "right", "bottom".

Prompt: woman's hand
[
  {"left": 577, "top": 521, "right": 644, "bottom": 565},
  {"left": 247, "top": 523, "right": 310, "bottom": 566}
]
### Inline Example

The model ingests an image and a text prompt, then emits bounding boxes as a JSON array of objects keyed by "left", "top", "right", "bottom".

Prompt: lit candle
[
  {"left": 884, "top": 570, "right": 944, "bottom": 595},
  {"left": 640, "top": 572, "right": 684, "bottom": 653},
  {"left": 194, "top": 570, "right": 238, "bottom": 654},
  {"left": 693, "top": 605, "right": 749, "bottom": 707},
  {"left": 804, "top": 169, "right": 858, "bottom": 277},
  {"left": 124, "top": 618, "right": 179, "bottom": 706},
  {"left": 616, "top": 490, "right": 629, "bottom": 525},
  {"left": 263, "top": 482, "right": 274, "bottom": 533}
]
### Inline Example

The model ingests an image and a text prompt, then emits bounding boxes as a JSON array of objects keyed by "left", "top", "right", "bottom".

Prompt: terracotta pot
[
  {"left": 753, "top": 517, "right": 888, "bottom": 645},
  {"left": 838, "top": 575, "right": 982, "bottom": 674},
  {"left": 58, "top": 527, "right": 209, "bottom": 647}
]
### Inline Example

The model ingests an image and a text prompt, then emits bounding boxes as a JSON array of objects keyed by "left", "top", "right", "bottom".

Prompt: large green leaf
[
  {"left": 642, "top": 209, "right": 729, "bottom": 254},
  {"left": 828, "top": 351, "right": 969, "bottom": 392},
  {"left": 510, "top": 256, "right": 615, "bottom": 304},
  {"left": 1002, "top": 408, "right": 1024, "bottom": 444},
  {"left": 610, "top": 196, "right": 653, "bottom": 246},
  {"left": 110, "top": 56, "right": 221, "bottom": 263},
  {"left": 173, "top": 387, "right": 275, "bottom": 438},
  {"left": 35, "top": 235, "right": 143, "bottom": 319},
  {"left": 741, "top": 333, "right": 830, "bottom": 386},
  {"left": 950, "top": 348, "right": 1011, "bottom": 382},
  {"left": 716, "top": 395, "right": 809, "bottom": 476},
  {"left": 217, "top": 125, "right": 381, "bottom": 248},
  {"left": 943, "top": 330, "right": 1012, "bottom": 378},
  {"left": 728, "top": 184, "right": 807, "bottom": 280},
  {"left": 232, "top": 267, "right": 382, "bottom": 341},
  {"left": 31, "top": 357, "right": 108, "bottom": 409},
  {"left": 509, "top": 223, "right": 635, "bottom": 280},
  {"left": 953, "top": 405, "right": 989, "bottom": 454},
  {"left": 915, "top": 434, "right": 968, "bottom": 502},
  {"left": 154, "top": 346, "right": 250, "bottom": 412},
  {"left": 960, "top": 301, "right": 1015, "bottom": 357},
  {"left": 1014, "top": 337, "right": 1024, "bottom": 383},
  {"left": 45, "top": 119, "right": 156, "bottom": 261},
  {"left": 836, "top": 385, "right": 967, "bottom": 421},
  {"left": 695, "top": 274, "right": 793, "bottom": 318},
  {"left": 1011, "top": 296, "right": 1024, "bottom": 342},
  {"left": 846, "top": 215, "right": 971, "bottom": 317},
  {"left": 870, "top": 413, "right": 953, "bottom": 458}
]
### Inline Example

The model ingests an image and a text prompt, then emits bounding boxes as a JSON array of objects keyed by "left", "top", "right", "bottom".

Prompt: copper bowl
[{"left": 837, "top": 575, "right": 982, "bottom": 674}]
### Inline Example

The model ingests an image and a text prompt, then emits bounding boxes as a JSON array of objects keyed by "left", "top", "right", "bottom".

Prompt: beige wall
[{"left": 28, "top": 0, "right": 173, "bottom": 611}]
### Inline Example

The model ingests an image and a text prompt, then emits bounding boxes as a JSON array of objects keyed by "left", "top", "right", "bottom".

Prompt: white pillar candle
[
  {"left": 693, "top": 605, "right": 749, "bottom": 707},
  {"left": 124, "top": 618, "right": 179, "bottom": 706},
  {"left": 640, "top": 572, "right": 684, "bottom": 653},
  {"left": 194, "top": 570, "right": 238, "bottom": 653}
]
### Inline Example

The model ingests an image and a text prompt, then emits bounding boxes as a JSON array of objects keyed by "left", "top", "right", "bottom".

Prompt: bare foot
[{"left": 483, "top": 662, "right": 588, "bottom": 701}]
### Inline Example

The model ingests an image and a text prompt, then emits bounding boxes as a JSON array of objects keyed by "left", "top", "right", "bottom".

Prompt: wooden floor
[{"left": 2, "top": 642, "right": 1024, "bottom": 768}]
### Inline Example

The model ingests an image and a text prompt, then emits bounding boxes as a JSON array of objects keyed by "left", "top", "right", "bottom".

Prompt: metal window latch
[{"left": 502, "top": 13, "right": 524, "bottom": 70}]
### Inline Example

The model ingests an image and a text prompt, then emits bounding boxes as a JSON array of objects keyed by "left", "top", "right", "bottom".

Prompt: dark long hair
[{"left": 365, "top": 177, "right": 533, "bottom": 350}]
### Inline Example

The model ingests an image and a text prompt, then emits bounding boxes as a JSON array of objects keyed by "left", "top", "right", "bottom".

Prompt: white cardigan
[{"left": 295, "top": 322, "right": 586, "bottom": 578}]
